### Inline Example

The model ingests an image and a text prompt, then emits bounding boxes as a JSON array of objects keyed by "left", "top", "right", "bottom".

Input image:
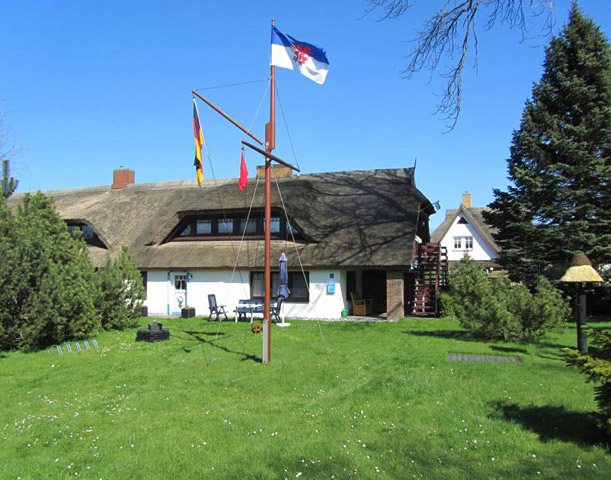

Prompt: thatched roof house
[{"left": 11, "top": 167, "right": 435, "bottom": 319}]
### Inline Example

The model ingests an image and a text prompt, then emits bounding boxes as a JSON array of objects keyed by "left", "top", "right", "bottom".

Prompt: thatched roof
[
  {"left": 559, "top": 252, "right": 604, "bottom": 283},
  {"left": 10, "top": 168, "right": 432, "bottom": 270},
  {"left": 431, "top": 205, "right": 500, "bottom": 254}
]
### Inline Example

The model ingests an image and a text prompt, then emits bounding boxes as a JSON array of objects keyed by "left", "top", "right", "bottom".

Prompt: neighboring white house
[
  {"left": 11, "top": 167, "right": 437, "bottom": 319},
  {"left": 431, "top": 193, "right": 500, "bottom": 269}
]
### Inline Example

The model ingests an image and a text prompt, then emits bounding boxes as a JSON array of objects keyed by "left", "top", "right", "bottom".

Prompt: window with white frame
[{"left": 453, "top": 236, "right": 473, "bottom": 250}]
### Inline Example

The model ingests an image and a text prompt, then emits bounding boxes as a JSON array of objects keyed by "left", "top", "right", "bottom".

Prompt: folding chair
[
  {"left": 270, "top": 297, "right": 284, "bottom": 323},
  {"left": 207, "top": 294, "right": 228, "bottom": 322}
]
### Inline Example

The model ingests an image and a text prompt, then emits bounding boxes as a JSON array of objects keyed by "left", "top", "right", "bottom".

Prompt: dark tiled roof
[{"left": 11, "top": 168, "right": 432, "bottom": 270}]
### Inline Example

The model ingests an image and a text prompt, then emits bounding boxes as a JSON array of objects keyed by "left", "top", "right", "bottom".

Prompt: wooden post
[{"left": 576, "top": 291, "right": 588, "bottom": 354}]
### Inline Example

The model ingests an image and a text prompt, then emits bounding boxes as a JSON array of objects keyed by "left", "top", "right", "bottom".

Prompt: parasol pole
[{"left": 262, "top": 18, "right": 277, "bottom": 364}]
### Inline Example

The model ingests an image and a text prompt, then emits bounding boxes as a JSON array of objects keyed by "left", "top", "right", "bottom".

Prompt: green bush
[
  {"left": 0, "top": 194, "right": 145, "bottom": 351},
  {"left": 438, "top": 292, "right": 455, "bottom": 318},
  {"left": 0, "top": 193, "right": 99, "bottom": 351},
  {"left": 93, "top": 247, "right": 145, "bottom": 330},
  {"left": 448, "top": 256, "right": 569, "bottom": 342},
  {"left": 0, "top": 198, "right": 20, "bottom": 349},
  {"left": 566, "top": 328, "right": 611, "bottom": 435}
]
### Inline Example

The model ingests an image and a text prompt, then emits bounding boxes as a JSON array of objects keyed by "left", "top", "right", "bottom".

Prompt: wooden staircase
[{"left": 411, "top": 242, "right": 448, "bottom": 317}]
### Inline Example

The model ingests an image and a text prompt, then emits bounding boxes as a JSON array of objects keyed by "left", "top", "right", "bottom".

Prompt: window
[
  {"left": 458, "top": 217, "right": 469, "bottom": 224},
  {"left": 196, "top": 219, "right": 212, "bottom": 234},
  {"left": 287, "top": 221, "right": 299, "bottom": 235},
  {"left": 66, "top": 222, "right": 106, "bottom": 249},
  {"left": 266, "top": 216, "right": 281, "bottom": 234},
  {"left": 453, "top": 236, "right": 473, "bottom": 250},
  {"left": 250, "top": 271, "right": 309, "bottom": 302},
  {"left": 141, "top": 272, "right": 148, "bottom": 299},
  {"left": 241, "top": 218, "right": 258, "bottom": 235},
  {"left": 174, "top": 274, "right": 187, "bottom": 290},
  {"left": 218, "top": 219, "right": 234, "bottom": 234},
  {"left": 171, "top": 211, "right": 302, "bottom": 241}
]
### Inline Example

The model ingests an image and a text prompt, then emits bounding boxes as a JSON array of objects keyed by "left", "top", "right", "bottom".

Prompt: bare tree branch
[{"left": 367, "top": 0, "right": 556, "bottom": 129}]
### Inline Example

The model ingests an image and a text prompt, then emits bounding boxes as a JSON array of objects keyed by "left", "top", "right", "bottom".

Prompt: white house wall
[
  {"left": 282, "top": 270, "right": 347, "bottom": 319},
  {"left": 144, "top": 269, "right": 348, "bottom": 319},
  {"left": 441, "top": 215, "right": 498, "bottom": 262}
]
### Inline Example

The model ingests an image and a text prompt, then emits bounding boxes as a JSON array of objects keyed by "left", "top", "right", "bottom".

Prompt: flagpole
[{"left": 262, "top": 19, "right": 276, "bottom": 364}]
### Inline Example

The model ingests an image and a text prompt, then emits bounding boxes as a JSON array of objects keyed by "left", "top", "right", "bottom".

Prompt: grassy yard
[{"left": 1, "top": 317, "right": 609, "bottom": 479}]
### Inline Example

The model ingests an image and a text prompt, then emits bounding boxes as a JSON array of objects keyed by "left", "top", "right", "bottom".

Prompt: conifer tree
[
  {"left": 2, "top": 193, "right": 99, "bottom": 351},
  {"left": 485, "top": 3, "right": 611, "bottom": 283},
  {"left": 1, "top": 159, "right": 18, "bottom": 199}
]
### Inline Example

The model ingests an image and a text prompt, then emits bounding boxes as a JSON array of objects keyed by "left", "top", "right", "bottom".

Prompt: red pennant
[{"left": 239, "top": 149, "right": 248, "bottom": 190}]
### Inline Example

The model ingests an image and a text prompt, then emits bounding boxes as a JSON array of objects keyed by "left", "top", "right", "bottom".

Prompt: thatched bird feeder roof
[{"left": 559, "top": 252, "right": 603, "bottom": 283}]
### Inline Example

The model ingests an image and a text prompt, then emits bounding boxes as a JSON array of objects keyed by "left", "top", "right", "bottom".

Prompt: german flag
[{"left": 192, "top": 97, "right": 204, "bottom": 186}]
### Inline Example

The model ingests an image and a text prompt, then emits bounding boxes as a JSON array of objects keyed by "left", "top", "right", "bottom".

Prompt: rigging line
[
  {"left": 194, "top": 78, "right": 270, "bottom": 92},
  {"left": 203, "top": 149, "right": 251, "bottom": 366},
  {"left": 245, "top": 77, "right": 271, "bottom": 136},
  {"left": 275, "top": 81, "right": 301, "bottom": 172},
  {"left": 273, "top": 176, "right": 332, "bottom": 366},
  {"left": 228, "top": 173, "right": 262, "bottom": 310}
]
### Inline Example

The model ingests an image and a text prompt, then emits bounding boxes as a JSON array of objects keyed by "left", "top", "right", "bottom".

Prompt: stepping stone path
[{"left": 448, "top": 353, "right": 523, "bottom": 364}]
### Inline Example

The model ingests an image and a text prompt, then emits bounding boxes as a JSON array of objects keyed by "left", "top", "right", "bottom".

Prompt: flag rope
[
  {"left": 275, "top": 81, "right": 301, "bottom": 173},
  {"left": 193, "top": 78, "right": 270, "bottom": 92}
]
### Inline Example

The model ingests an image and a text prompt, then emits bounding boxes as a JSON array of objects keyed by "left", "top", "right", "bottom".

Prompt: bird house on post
[{"left": 559, "top": 252, "right": 603, "bottom": 354}]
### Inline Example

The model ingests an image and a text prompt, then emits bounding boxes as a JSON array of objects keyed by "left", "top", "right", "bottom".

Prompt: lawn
[{"left": 1, "top": 317, "right": 609, "bottom": 479}]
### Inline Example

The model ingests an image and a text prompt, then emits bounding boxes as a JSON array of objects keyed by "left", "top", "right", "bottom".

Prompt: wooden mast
[
  {"left": 193, "top": 19, "right": 300, "bottom": 363},
  {"left": 262, "top": 19, "right": 276, "bottom": 364}
]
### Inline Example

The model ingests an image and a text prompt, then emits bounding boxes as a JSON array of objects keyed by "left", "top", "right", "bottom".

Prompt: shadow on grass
[
  {"left": 491, "top": 346, "right": 528, "bottom": 354},
  {"left": 183, "top": 330, "right": 262, "bottom": 363},
  {"left": 490, "top": 401, "right": 606, "bottom": 447},
  {"left": 407, "top": 329, "right": 475, "bottom": 341}
]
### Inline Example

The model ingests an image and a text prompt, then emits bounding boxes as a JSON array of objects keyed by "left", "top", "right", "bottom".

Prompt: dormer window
[
  {"left": 67, "top": 222, "right": 107, "bottom": 249},
  {"left": 169, "top": 210, "right": 302, "bottom": 241}
]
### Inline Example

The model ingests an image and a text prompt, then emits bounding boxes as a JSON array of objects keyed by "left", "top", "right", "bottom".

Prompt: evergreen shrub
[
  {"left": 0, "top": 193, "right": 98, "bottom": 351},
  {"left": 0, "top": 194, "right": 145, "bottom": 351},
  {"left": 566, "top": 328, "right": 611, "bottom": 435},
  {"left": 449, "top": 256, "right": 569, "bottom": 342},
  {"left": 438, "top": 292, "right": 455, "bottom": 318},
  {"left": 93, "top": 247, "right": 145, "bottom": 331}
]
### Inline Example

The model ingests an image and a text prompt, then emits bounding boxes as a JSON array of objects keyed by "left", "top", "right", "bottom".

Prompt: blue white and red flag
[{"left": 270, "top": 26, "right": 329, "bottom": 84}]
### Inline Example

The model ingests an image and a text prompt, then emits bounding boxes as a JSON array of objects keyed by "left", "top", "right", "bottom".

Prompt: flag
[
  {"left": 239, "top": 149, "right": 248, "bottom": 190},
  {"left": 271, "top": 26, "right": 329, "bottom": 84},
  {"left": 192, "top": 97, "right": 204, "bottom": 186}
]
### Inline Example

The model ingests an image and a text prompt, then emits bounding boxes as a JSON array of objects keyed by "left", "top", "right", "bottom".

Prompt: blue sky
[{"left": 1, "top": 0, "right": 609, "bottom": 230}]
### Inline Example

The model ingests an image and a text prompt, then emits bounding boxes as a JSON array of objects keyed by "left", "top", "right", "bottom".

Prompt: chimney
[
  {"left": 462, "top": 192, "right": 472, "bottom": 208},
  {"left": 112, "top": 168, "right": 135, "bottom": 189},
  {"left": 255, "top": 164, "right": 293, "bottom": 179}
]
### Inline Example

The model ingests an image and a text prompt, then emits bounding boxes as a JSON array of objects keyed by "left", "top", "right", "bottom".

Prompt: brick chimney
[
  {"left": 256, "top": 164, "right": 293, "bottom": 179},
  {"left": 112, "top": 168, "right": 135, "bottom": 189},
  {"left": 462, "top": 192, "right": 472, "bottom": 208}
]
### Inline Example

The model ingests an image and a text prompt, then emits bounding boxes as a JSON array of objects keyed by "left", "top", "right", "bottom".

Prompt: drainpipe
[{"left": 166, "top": 271, "right": 172, "bottom": 315}]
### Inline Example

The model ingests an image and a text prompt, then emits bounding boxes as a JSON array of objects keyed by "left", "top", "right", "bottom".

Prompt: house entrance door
[
  {"left": 362, "top": 270, "right": 386, "bottom": 315},
  {"left": 171, "top": 273, "right": 187, "bottom": 314}
]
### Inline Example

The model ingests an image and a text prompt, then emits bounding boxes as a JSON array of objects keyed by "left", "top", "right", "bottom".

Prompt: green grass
[{"left": 1, "top": 317, "right": 609, "bottom": 479}]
